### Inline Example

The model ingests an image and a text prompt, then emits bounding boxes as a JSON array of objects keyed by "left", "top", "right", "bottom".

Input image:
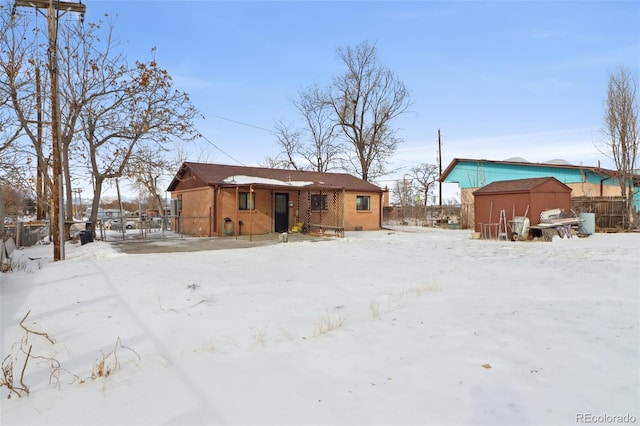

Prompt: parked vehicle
[{"left": 104, "top": 217, "right": 136, "bottom": 229}]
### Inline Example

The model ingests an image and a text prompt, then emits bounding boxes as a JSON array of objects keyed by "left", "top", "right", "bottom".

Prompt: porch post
[
  {"left": 249, "top": 184, "right": 253, "bottom": 242},
  {"left": 235, "top": 186, "right": 239, "bottom": 239}
]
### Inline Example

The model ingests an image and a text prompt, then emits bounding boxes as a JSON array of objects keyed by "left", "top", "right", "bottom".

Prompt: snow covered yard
[{"left": 1, "top": 227, "right": 638, "bottom": 425}]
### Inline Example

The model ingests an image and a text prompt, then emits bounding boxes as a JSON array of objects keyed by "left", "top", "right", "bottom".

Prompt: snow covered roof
[
  {"left": 222, "top": 175, "right": 313, "bottom": 187},
  {"left": 167, "top": 162, "right": 383, "bottom": 192}
]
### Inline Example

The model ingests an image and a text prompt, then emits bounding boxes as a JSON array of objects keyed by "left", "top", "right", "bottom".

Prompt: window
[
  {"left": 310, "top": 194, "right": 328, "bottom": 210},
  {"left": 239, "top": 192, "right": 255, "bottom": 210},
  {"left": 356, "top": 195, "right": 370, "bottom": 211}
]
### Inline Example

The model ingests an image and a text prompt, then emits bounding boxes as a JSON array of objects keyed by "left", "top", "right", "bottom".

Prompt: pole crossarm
[{"left": 14, "top": 0, "right": 85, "bottom": 13}]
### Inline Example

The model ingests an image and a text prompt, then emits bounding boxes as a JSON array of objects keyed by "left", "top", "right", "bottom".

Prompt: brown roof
[
  {"left": 167, "top": 162, "right": 383, "bottom": 192},
  {"left": 473, "top": 177, "right": 571, "bottom": 195}
]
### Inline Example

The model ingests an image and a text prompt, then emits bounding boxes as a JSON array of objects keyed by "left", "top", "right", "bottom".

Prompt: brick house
[{"left": 166, "top": 162, "right": 388, "bottom": 237}]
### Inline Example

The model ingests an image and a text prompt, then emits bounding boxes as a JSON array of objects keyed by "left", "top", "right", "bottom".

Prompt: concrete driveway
[{"left": 108, "top": 231, "right": 331, "bottom": 254}]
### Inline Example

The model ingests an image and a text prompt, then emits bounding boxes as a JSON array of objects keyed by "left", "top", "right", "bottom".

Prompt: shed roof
[
  {"left": 167, "top": 162, "right": 383, "bottom": 192},
  {"left": 473, "top": 177, "right": 571, "bottom": 195}
]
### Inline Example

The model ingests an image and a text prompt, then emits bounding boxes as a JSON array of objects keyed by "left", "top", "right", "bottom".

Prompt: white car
[{"left": 105, "top": 218, "right": 135, "bottom": 229}]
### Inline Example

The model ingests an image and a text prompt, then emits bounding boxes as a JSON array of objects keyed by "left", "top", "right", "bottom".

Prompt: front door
[{"left": 274, "top": 193, "right": 289, "bottom": 233}]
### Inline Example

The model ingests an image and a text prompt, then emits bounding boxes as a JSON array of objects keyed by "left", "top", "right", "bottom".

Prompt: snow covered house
[{"left": 166, "top": 162, "right": 387, "bottom": 237}]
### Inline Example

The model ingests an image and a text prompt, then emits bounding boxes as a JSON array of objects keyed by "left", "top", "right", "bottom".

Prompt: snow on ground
[{"left": 1, "top": 227, "right": 638, "bottom": 425}]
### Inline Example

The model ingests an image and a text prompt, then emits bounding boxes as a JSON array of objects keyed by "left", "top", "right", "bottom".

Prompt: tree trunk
[
  {"left": 0, "top": 183, "right": 5, "bottom": 238},
  {"left": 154, "top": 193, "right": 165, "bottom": 230},
  {"left": 88, "top": 177, "right": 105, "bottom": 231}
]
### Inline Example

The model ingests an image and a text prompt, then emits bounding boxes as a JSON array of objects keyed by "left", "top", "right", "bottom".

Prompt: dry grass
[
  {"left": 91, "top": 337, "right": 140, "bottom": 380},
  {"left": 1, "top": 349, "right": 30, "bottom": 398},
  {"left": 278, "top": 327, "right": 293, "bottom": 341},
  {"left": 1, "top": 310, "right": 62, "bottom": 398},
  {"left": 1, "top": 311, "right": 141, "bottom": 399},
  {"left": 371, "top": 280, "right": 442, "bottom": 318},
  {"left": 250, "top": 326, "right": 268, "bottom": 349},
  {"left": 313, "top": 309, "right": 346, "bottom": 336},
  {"left": 369, "top": 301, "right": 381, "bottom": 318}
]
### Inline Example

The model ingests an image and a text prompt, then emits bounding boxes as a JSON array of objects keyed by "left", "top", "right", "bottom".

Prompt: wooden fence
[
  {"left": 571, "top": 196, "right": 627, "bottom": 230},
  {"left": 383, "top": 205, "right": 462, "bottom": 227}
]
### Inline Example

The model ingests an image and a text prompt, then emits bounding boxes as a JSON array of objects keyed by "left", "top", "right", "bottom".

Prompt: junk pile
[{"left": 530, "top": 209, "right": 587, "bottom": 240}]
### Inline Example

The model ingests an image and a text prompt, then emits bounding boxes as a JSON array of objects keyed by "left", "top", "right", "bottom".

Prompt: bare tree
[
  {"left": 293, "top": 84, "right": 342, "bottom": 172},
  {"left": 390, "top": 176, "right": 416, "bottom": 207},
  {"left": 2, "top": 8, "right": 200, "bottom": 230},
  {"left": 126, "top": 146, "right": 174, "bottom": 226},
  {"left": 56, "top": 20, "right": 109, "bottom": 220},
  {"left": 269, "top": 119, "right": 304, "bottom": 170},
  {"left": 602, "top": 66, "right": 639, "bottom": 229},
  {"left": 409, "top": 163, "right": 439, "bottom": 206},
  {"left": 327, "top": 40, "right": 411, "bottom": 181},
  {"left": 260, "top": 155, "right": 288, "bottom": 169},
  {"left": 57, "top": 21, "right": 201, "bottom": 223},
  {"left": 81, "top": 51, "right": 201, "bottom": 227},
  {"left": 270, "top": 84, "right": 342, "bottom": 173},
  {"left": 0, "top": 153, "right": 37, "bottom": 236},
  {"left": 390, "top": 176, "right": 416, "bottom": 223},
  {"left": 0, "top": 6, "right": 32, "bottom": 156},
  {"left": 1, "top": 6, "right": 52, "bottom": 227},
  {"left": 272, "top": 41, "right": 409, "bottom": 178}
]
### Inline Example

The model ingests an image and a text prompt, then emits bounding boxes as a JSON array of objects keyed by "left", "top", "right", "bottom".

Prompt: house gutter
[{"left": 600, "top": 176, "right": 610, "bottom": 196}]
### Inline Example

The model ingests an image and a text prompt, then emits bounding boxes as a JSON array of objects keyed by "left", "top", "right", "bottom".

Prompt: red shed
[{"left": 473, "top": 177, "right": 572, "bottom": 235}]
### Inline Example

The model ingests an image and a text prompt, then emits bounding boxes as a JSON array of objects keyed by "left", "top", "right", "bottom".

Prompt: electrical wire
[
  {"left": 195, "top": 131, "right": 246, "bottom": 166},
  {"left": 212, "top": 115, "right": 277, "bottom": 135},
  {"left": 190, "top": 114, "right": 278, "bottom": 166}
]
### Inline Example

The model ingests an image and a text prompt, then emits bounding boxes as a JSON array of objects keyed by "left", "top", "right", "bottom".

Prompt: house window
[
  {"left": 356, "top": 195, "right": 370, "bottom": 211},
  {"left": 239, "top": 192, "right": 255, "bottom": 210},
  {"left": 310, "top": 194, "right": 328, "bottom": 210}
]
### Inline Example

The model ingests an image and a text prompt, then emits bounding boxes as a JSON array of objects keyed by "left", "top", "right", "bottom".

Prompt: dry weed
[
  {"left": 91, "top": 337, "right": 140, "bottom": 380},
  {"left": 369, "top": 301, "right": 381, "bottom": 318},
  {"left": 313, "top": 309, "right": 346, "bottom": 336},
  {"left": 250, "top": 326, "right": 267, "bottom": 349},
  {"left": 373, "top": 280, "right": 442, "bottom": 318}
]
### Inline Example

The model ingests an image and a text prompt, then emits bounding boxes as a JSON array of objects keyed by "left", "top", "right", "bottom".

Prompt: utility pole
[
  {"left": 35, "top": 67, "right": 45, "bottom": 220},
  {"left": 13, "top": 0, "right": 86, "bottom": 261},
  {"left": 73, "top": 187, "right": 83, "bottom": 220},
  {"left": 438, "top": 129, "right": 442, "bottom": 214}
]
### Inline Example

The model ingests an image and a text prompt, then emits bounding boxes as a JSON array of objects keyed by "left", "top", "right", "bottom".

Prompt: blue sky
[{"left": 83, "top": 0, "right": 638, "bottom": 194}]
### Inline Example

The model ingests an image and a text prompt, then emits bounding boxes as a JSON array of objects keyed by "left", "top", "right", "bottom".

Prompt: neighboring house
[
  {"left": 166, "top": 162, "right": 387, "bottom": 237},
  {"left": 440, "top": 157, "right": 640, "bottom": 228}
]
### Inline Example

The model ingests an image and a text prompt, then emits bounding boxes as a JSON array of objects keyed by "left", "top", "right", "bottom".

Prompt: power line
[
  {"left": 197, "top": 131, "right": 246, "bottom": 166},
  {"left": 192, "top": 115, "right": 278, "bottom": 166},
  {"left": 212, "top": 115, "right": 276, "bottom": 134}
]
